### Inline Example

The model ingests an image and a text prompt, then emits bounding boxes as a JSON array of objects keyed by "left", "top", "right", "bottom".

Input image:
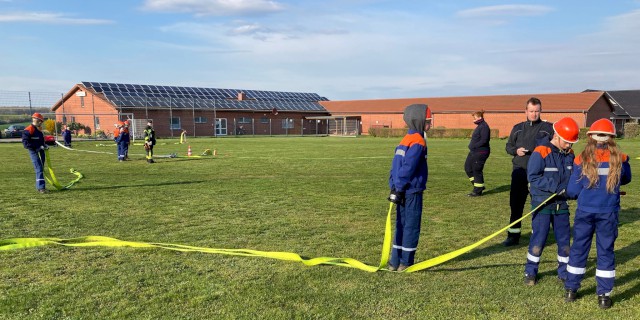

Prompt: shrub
[
  {"left": 623, "top": 122, "right": 639, "bottom": 138},
  {"left": 368, "top": 127, "right": 499, "bottom": 138}
]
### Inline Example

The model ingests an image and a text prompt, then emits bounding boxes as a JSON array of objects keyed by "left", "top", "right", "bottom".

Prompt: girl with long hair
[{"left": 564, "top": 119, "right": 632, "bottom": 309}]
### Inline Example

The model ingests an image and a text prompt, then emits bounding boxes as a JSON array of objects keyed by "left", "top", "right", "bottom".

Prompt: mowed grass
[{"left": 1, "top": 136, "right": 639, "bottom": 319}]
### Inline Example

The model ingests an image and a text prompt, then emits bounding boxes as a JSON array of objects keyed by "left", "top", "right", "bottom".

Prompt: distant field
[{"left": 1, "top": 137, "right": 639, "bottom": 319}]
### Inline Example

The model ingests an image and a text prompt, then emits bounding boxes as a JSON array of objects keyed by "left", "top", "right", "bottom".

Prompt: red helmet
[
  {"left": 32, "top": 113, "right": 44, "bottom": 121},
  {"left": 587, "top": 119, "right": 615, "bottom": 141},
  {"left": 553, "top": 117, "right": 580, "bottom": 143},
  {"left": 116, "top": 121, "right": 125, "bottom": 127},
  {"left": 425, "top": 106, "right": 432, "bottom": 120}
]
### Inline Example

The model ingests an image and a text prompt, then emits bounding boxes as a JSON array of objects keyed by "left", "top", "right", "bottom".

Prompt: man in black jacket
[
  {"left": 503, "top": 97, "right": 553, "bottom": 246},
  {"left": 465, "top": 110, "right": 491, "bottom": 196}
]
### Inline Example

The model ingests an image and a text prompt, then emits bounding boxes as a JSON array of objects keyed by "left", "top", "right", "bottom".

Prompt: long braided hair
[{"left": 578, "top": 136, "right": 623, "bottom": 193}]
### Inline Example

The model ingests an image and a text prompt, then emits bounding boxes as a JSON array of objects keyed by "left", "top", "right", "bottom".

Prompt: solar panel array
[{"left": 81, "top": 82, "right": 329, "bottom": 112}]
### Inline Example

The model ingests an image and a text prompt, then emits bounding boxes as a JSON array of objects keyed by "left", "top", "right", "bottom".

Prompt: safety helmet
[
  {"left": 587, "top": 119, "right": 615, "bottom": 142},
  {"left": 116, "top": 121, "right": 125, "bottom": 127},
  {"left": 32, "top": 113, "right": 44, "bottom": 121},
  {"left": 426, "top": 106, "right": 432, "bottom": 120},
  {"left": 553, "top": 117, "right": 580, "bottom": 144}
]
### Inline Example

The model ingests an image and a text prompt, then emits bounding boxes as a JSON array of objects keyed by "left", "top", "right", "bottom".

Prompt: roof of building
[
  {"left": 602, "top": 90, "right": 640, "bottom": 118},
  {"left": 320, "top": 92, "right": 607, "bottom": 114},
  {"left": 53, "top": 82, "right": 330, "bottom": 113}
]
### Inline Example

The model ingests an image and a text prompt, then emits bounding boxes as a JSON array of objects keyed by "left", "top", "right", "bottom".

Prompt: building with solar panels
[{"left": 51, "top": 82, "right": 332, "bottom": 138}]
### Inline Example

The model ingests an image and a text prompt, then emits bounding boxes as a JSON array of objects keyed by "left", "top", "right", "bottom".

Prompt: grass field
[{"left": 1, "top": 136, "right": 639, "bottom": 319}]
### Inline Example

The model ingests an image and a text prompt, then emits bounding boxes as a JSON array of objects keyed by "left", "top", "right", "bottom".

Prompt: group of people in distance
[
  {"left": 112, "top": 119, "right": 156, "bottom": 163},
  {"left": 386, "top": 99, "right": 631, "bottom": 309}
]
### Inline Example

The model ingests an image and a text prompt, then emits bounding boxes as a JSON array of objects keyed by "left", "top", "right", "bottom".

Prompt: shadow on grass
[
  {"left": 77, "top": 180, "right": 208, "bottom": 190},
  {"left": 619, "top": 207, "right": 640, "bottom": 227},
  {"left": 482, "top": 184, "right": 511, "bottom": 196}
]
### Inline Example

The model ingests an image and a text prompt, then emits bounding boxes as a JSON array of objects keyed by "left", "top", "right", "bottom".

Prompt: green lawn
[{"left": 1, "top": 137, "right": 639, "bottom": 319}]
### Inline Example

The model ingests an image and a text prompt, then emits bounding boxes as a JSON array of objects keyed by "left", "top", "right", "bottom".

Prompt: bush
[
  {"left": 623, "top": 122, "right": 639, "bottom": 138},
  {"left": 368, "top": 127, "right": 499, "bottom": 138}
]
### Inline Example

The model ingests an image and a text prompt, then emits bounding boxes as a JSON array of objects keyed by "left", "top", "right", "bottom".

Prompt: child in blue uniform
[
  {"left": 21, "top": 113, "right": 48, "bottom": 193},
  {"left": 387, "top": 104, "right": 432, "bottom": 272},
  {"left": 564, "top": 119, "right": 631, "bottom": 309},
  {"left": 523, "top": 117, "right": 579, "bottom": 286}
]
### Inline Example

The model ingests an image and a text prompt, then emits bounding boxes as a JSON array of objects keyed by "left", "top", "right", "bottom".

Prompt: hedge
[{"left": 368, "top": 127, "right": 500, "bottom": 138}]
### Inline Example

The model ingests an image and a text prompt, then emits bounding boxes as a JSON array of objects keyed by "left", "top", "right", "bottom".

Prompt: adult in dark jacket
[
  {"left": 502, "top": 97, "right": 554, "bottom": 246},
  {"left": 465, "top": 110, "right": 491, "bottom": 196},
  {"left": 21, "top": 113, "right": 48, "bottom": 193}
]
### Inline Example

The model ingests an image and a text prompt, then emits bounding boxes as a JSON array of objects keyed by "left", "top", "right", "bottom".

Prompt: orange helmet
[
  {"left": 587, "top": 119, "right": 615, "bottom": 142},
  {"left": 425, "top": 106, "right": 432, "bottom": 120},
  {"left": 553, "top": 117, "right": 580, "bottom": 144},
  {"left": 32, "top": 113, "right": 44, "bottom": 121},
  {"left": 116, "top": 121, "right": 125, "bottom": 127}
]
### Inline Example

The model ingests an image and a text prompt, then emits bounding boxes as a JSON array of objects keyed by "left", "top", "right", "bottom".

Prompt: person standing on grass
[
  {"left": 387, "top": 104, "right": 432, "bottom": 272},
  {"left": 21, "top": 113, "right": 48, "bottom": 193},
  {"left": 114, "top": 121, "right": 129, "bottom": 162},
  {"left": 523, "top": 117, "right": 579, "bottom": 286},
  {"left": 61, "top": 124, "right": 72, "bottom": 148},
  {"left": 564, "top": 119, "right": 631, "bottom": 309},
  {"left": 144, "top": 120, "right": 156, "bottom": 163},
  {"left": 465, "top": 110, "right": 491, "bottom": 197},
  {"left": 502, "top": 97, "right": 554, "bottom": 246}
]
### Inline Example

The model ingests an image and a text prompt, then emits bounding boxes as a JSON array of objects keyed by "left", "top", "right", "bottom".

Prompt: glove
[
  {"left": 387, "top": 189, "right": 404, "bottom": 205},
  {"left": 40, "top": 145, "right": 48, "bottom": 150},
  {"left": 556, "top": 189, "right": 566, "bottom": 198}
]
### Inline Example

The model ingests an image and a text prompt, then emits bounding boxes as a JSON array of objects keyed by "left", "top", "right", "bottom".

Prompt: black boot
[
  {"left": 564, "top": 289, "right": 578, "bottom": 302},
  {"left": 598, "top": 294, "right": 612, "bottom": 309},
  {"left": 468, "top": 186, "right": 485, "bottom": 197},
  {"left": 502, "top": 233, "right": 520, "bottom": 246}
]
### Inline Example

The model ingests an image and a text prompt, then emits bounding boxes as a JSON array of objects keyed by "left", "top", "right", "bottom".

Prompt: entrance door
[{"left": 215, "top": 118, "right": 227, "bottom": 136}]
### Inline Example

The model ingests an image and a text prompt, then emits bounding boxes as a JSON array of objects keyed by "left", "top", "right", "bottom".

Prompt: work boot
[
  {"left": 524, "top": 274, "right": 536, "bottom": 286},
  {"left": 387, "top": 264, "right": 397, "bottom": 272},
  {"left": 37, "top": 189, "right": 49, "bottom": 194},
  {"left": 598, "top": 294, "right": 612, "bottom": 309},
  {"left": 564, "top": 289, "right": 578, "bottom": 302},
  {"left": 396, "top": 264, "right": 408, "bottom": 272},
  {"left": 502, "top": 234, "right": 520, "bottom": 247}
]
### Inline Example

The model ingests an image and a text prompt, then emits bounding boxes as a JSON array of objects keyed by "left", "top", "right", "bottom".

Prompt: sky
[{"left": 1, "top": 0, "right": 640, "bottom": 101}]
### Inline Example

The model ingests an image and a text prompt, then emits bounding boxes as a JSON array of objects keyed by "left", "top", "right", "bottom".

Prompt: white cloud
[
  {"left": 142, "top": 0, "right": 285, "bottom": 16},
  {"left": 0, "top": 12, "right": 114, "bottom": 24},
  {"left": 456, "top": 5, "right": 553, "bottom": 19}
]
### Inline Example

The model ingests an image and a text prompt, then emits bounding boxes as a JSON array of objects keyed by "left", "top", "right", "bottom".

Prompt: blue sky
[{"left": 1, "top": 0, "right": 640, "bottom": 100}]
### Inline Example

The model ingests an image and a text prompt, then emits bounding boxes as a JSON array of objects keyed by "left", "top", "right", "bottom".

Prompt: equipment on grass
[{"left": 187, "top": 145, "right": 192, "bottom": 157}]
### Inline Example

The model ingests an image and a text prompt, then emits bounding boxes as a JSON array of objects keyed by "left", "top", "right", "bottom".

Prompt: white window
[
  {"left": 170, "top": 117, "right": 181, "bottom": 130},
  {"left": 95, "top": 117, "right": 100, "bottom": 130},
  {"left": 238, "top": 117, "right": 252, "bottom": 124},
  {"left": 260, "top": 117, "right": 269, "bottom": 124},
  {"left": 215, "top": 118, "right": 227, "bottom": 136},
  {"left": 282, "top": 119, "right": 294, "bottom": 129},
  {"left": 194, "top": 116, "right": 207, "bottom": 124}
]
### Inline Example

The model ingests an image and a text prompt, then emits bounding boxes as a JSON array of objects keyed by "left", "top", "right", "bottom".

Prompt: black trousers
[
  {"left": 508, "top": 167, "right": 529, "bottom": 235},
  {"left": 464, "top": 151, "right": 490, "bottom": 192}
]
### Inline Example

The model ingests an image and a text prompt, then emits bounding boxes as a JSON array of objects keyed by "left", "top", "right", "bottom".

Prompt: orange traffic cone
[{"left": 187, "top": 145, "right": 192, "bottom": 157}]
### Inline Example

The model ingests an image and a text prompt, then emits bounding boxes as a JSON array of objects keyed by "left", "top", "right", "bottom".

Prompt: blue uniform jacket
[
  {"left": 567, "top": 147, "right": 631, "bottom": 213},
  {"left": 115, "top": 131, "right": 130, "bottom": 144},
  {"left": 527, "top": 141, "right": 574, "bottom": 212},
  {"left": 389, "top": 130, "right": 428, "bottom": 194},
  {"left": 21, "top": 124, "right": 45, "bottom": 151},
  {"left": 62, "top": 129, "right": 72, "bottom": 143}
]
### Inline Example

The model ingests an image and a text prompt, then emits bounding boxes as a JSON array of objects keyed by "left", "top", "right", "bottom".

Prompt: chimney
[{"left": 238, "top": 91, "right": 246, "bottom": 101}]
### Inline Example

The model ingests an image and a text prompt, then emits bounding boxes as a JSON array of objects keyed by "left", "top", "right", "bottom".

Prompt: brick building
[
  {"left": 319, "top": 92, "right": 613, "bottom": 137},
  {"left": 51, "top": 82, "right": 331, "bottom": 138}
]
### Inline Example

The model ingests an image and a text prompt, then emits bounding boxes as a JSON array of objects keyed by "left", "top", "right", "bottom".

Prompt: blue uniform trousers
[
  {"left": 28, "top": 149, "right": 46, "bottom": 190},
  {"left": 524, "top": 211, "right": 570, "bottom": 279},
  {"left": 118, "top": 143, "right": 126, "bottom": 160},
  {"left": 390, "top": 192, "right": 423, "bottom": 267},
  {"left": 566, "top": 209, "right": 618, "bottom": 295}
]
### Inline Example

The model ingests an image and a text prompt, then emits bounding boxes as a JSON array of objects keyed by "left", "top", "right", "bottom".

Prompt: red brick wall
[
  {"left": 350, "top": 112, "right": 588, "bottom": 137},
  {"left": 54, "top": 89, "right": 119, "bottom": 135},
  {"left": 124, "top": 109, "right": 329, "bottom": 137}
]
